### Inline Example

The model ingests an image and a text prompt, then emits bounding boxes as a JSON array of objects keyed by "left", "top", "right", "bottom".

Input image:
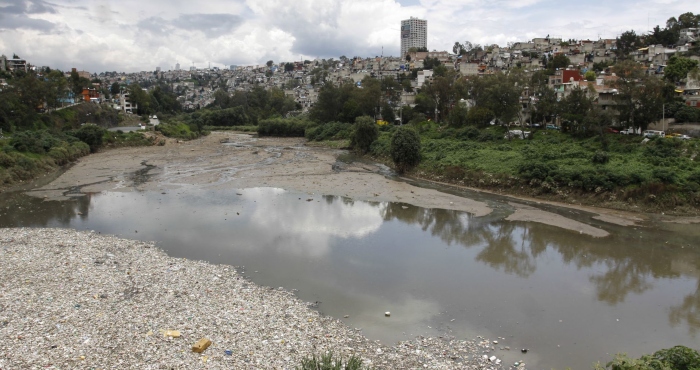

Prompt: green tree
[
  {"left": 559, "top": 86, "right": 593, "bottom": 133},
  {"left": 584, "top": 70, "right": 596, "bottom": 81},
  {"left": 447, "top": 101, "right": 469, "bottom": 128},
  {"left": 664, "top": 55, "right": 699, "bottom": 84},
  {"left": 110, "top": 82, "right": 121, "bottom": 95},
  {"left": 548, "top": 54, "right": 571, "bottom": 70},
  {"left": 351, "top": 116, "right": 378, "bottom": 153},
  {"left": 45, "top": 70, "right": 68, "bottom": 111},
  {"left": 532, "top": 85, "right": 558, "bottom": 125},
  {"left": 390, "top": 127, "right": 421, "bottom": 173},
  {"left": 616, "top": 30, "right": 640, "bottom": 59},
  {"left": 466, "top": 106, "right": 494, "bottom": 127}
]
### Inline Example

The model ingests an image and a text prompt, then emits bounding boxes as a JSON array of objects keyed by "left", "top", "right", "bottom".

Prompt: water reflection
[{"left": 0, "top": 188, "right": 699, "bottom": 368}]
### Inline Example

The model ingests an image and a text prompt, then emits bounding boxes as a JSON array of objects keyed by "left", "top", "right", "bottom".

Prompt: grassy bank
[{"left": 304, "top": 121, "right": 700, "bottom": 215}]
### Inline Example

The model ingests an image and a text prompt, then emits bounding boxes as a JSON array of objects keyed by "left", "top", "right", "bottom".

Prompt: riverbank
[
  {"left": 24, "top": 130, "right": 699, "bottom": 235},
  {"left": 0, "top": 228, "right": 504, "bottom": 369}
]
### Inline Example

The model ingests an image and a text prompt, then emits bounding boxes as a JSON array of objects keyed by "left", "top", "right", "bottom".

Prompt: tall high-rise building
[
  {"left": 400, "top": 17, "right": 427, "bottom": 58},
  {"left": 175, "top": 63, "right": 180, "bottom": 71}
]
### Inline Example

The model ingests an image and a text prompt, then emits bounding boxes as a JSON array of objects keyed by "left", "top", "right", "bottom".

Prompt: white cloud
[{"left": 0, "top": 0, "right": 696, "bottom": 72}]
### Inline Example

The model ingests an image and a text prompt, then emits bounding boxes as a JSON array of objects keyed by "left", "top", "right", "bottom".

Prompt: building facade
[{"left": 400, "top": 17, "right": 427, "bottom": 59}]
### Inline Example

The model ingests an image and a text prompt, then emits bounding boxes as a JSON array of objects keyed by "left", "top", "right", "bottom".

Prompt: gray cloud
[
  {"left": 0, "top": 14, "right": 56, "bottom": 32},
  {"left": 137, "top": 13, "right": 243, "bottom": 38},
  {"left": 0, "top": 0, "right": 56, "bottom": 14},
  {"left": 175, "top": 14, "right": 243, "bottom": 37}
]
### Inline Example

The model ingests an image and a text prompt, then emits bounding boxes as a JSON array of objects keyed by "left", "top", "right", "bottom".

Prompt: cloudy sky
[{"left": 0, "top": 0, "right": 697, "bottom": 73}]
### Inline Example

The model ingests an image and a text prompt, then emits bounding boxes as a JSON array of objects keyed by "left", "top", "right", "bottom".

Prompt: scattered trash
[
  {"left": 224, "top": 350, "right": 233, "bottom": 356},
  {"left": 163, "top": 330, "right": 181, "bottom": 338},
  {"left": 521, "top": 348, "right": 528, "bottom": 353},
  {"left": 192, "top": 338, "right": 212, "bottom": 353}
]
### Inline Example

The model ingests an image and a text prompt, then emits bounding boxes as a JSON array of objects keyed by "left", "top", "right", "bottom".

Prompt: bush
[
  {"left": 257, "top": 117, "right": 311, "bottom": 137},
  {"left": 674, "top": 105, "right": 700, "bottom": 124},
  {"left": 592, "top": 151, "right": 610, "bottom": 164},
  {"left": 297, "top": 352, "right": 368, "bottom": 370},
  {"left": 390, "top": 127, "right": 421, "bottom": 173},
  {"left": 10, "top": 130, "right": 62, "bottom": 154},
  {"left": 595, "top": 345, "right": 700, "bottom": 370},
  {"left": 156, "top": 122, "right": 202, "bottom": 140},
  {"left": 350, "top": 116, "right": 378, "bottom": 154},
  {"left": 72, "top": 124, "right": 107, "bottom": 153},
  {"left": 305, "top": 122, "right": 353, "bottom": 141}
]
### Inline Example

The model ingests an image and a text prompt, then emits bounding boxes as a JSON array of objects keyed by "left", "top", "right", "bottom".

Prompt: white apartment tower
[{"left": 400, "top": 17, "right": 427, "bottom": 58}]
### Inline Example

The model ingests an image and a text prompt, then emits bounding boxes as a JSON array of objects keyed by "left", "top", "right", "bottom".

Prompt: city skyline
[{"left": 0, "top": 0, "right": 697, "bottom": 73}]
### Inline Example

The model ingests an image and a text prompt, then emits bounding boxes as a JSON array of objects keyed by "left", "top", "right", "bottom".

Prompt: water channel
[{"left": 1, "top": 171, "right": 699, "bottom": 369}]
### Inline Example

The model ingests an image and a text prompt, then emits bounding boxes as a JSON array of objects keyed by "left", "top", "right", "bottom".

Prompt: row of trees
[
  {"left": 308, "top": 58, "right": 689, "bottom": 140},
  {"left": 207, "top": 86, "right": 299, "bottom": 125},
  {"left": 616, "top": 12, "right": 700, "bottom": 57}
]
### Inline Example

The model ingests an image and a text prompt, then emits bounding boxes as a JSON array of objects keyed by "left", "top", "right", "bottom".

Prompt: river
[{"left": 1, "top": 175, "right": 698, "bottom": 369}]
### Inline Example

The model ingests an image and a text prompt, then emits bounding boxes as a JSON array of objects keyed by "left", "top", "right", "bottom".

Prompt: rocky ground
[{"left": 0, "top": 228, "right": 513, "bottom": 369}]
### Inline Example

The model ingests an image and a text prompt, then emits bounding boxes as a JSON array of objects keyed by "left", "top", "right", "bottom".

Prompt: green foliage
[
  {"left": 103, "top": 131, "right": 154, "bottom": 148},
  {"left": 350, "top": 116, "right": 378, "bottom": 153},
  {"left": 155, "top": 121, "right": 202, "bottom": 140},
  {"left": 0, "top": 133, "right": 89, "bottom": 186},
  {"left": 10, "top": 130, "right": 62, "bottom": 154},
  {"left": 664, "top": 56, "right": 699, "bottom": 84},
  {"left": 297, "top": 352, "right": 369, "bottom": 370},
  {"left": 71, "top": 124, "right": 107, "bottom": 153},
  {"left": 305, "top": 122, "right": 353, "bottom": 141},
  {"left": 390, "top": 127, "right": 421, "bottom": 173},
  {"left": 674, "top": 106, "right": 700, "bottom": 123},
  {"left": 466, "top": 107, "right": 494, "bottom": 127},
  {"left": 257, "top": 117, "right": 312, "bottom": 137},
  {"left": 585, "top": 70, "right": 596, "bottom": 81},
  {"left": 592, "top": 151, "right": 610, "bottom": 165},
  {"left": 595, "top": 345, "right": 700, "bottom": 370}
]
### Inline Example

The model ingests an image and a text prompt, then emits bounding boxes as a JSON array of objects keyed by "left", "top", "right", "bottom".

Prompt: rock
[{"left": 385, "top": 312, "right": 391, "bottom": 317}]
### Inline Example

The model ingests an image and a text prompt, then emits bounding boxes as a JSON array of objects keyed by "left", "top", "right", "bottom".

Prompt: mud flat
[{"left": 29, "top": 131, "right": 660, "bottom": 233}]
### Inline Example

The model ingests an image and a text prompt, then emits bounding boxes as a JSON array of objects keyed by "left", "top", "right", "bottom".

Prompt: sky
[{"left": 0, "top": 0, "right": 697, "bottom": 73}]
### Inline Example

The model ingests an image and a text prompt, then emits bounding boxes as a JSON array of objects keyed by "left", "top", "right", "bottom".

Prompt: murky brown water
[{"left": 1, "top": 183, "right": 698, "bottom": 369}]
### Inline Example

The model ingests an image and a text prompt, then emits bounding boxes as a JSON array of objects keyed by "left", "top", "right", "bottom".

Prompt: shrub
[
  {"left": 390, "top": 127, "right": 421, "bottom": 173},
  {"left": 350, "top": 116, "right": 378, "bottom": 154},
  {"left": 306, "top": 122, "right": 353, "bottom": 141},
  {"left": 653, "top": 167, "right": 678, "bottom": 184},
  {"left": 467, "top": 107, "right": 495, "bottom": 127},
  {"left": 455, "top": 126, "right": 480, "bottom": 140},
  {"left": 156, "top": 121, "right": 203, "bottom": 140},
  {"left": 10, "top": 130, "right": 61, "bottom": 154},
  {"left": 674, "top": 105, "right": 700, "bottom": 124},
  {"left": 72, "top": 124, "right": 106, "bottom": 153},
  {"left": 517, "top": 162, "right": 555, "bottom": 182},
  {"left": 297, "top": 352, "right": 368, "bottom": 370},
  {"left": 592, "top": 151, "right": 610, "bottom": 164},
  {"left": 595, "top": 345, "right": 700, "bottom": 370},
  {"left": 257, "top": 117, "right": 311, "bottom": 137}
]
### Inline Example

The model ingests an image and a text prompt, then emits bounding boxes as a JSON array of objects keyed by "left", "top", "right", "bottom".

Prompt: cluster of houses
[{"left": 2, "top": 27, "right": 699, "bottom": 123}]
